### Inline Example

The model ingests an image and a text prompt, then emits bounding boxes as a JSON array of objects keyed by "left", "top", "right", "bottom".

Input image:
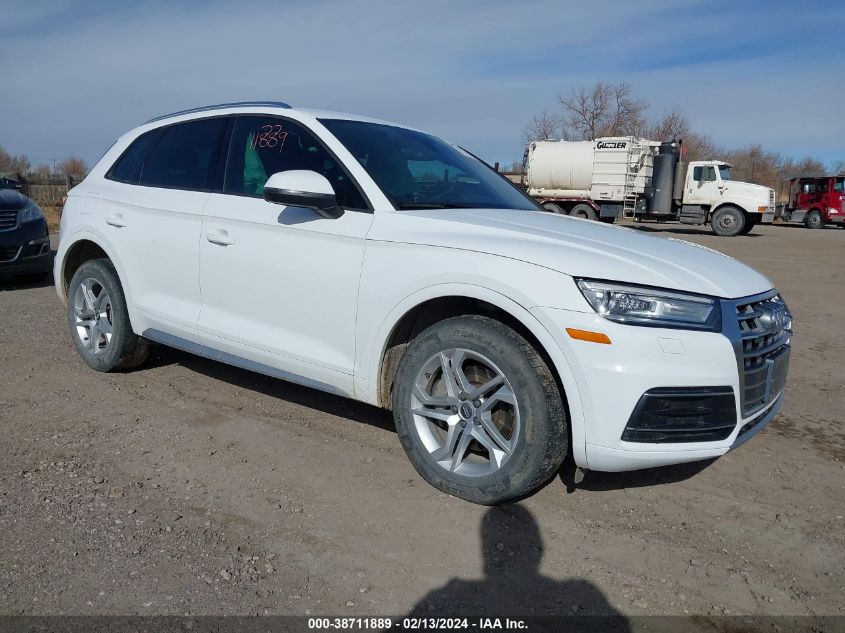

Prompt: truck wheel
[
  {"left": 542, "top": 202, "right": 565, "bottom": 214},
  {"left": 392, "top": 315, "right": 568, "bottom": 505},
  {"left": 738, "top": 216, "right": 759, "bottom": 235},
  {"left": 67, "top": 258, "right": 150, "bottom": 372},
  {"left": 710, "top": 206, "right": 745, "bottom": 236},
  {"left": 570, "top": 204, "right": 597, "bottom": 221},
  {"left": 805, "top": 210, "right": 824, "bottom": 229}
]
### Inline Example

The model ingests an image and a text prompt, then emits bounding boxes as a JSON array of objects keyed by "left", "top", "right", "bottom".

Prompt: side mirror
[{"left": 263, "top": 170, "right": 343, "bottom": 219}]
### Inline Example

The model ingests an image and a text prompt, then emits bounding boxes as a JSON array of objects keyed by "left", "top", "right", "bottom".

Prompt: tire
[
  {"left": 737, "top": 215, "right": 759, "bottom": 235},
  {"left": 570, "top": 203, "right": 597, "bottom": 221},
  {"left": 541, "top": 202, "right": 565, "bottom": 214},
  {"left": 710, "top": 206, "right": 746, "bottom": 236},
  {"left": 66, "top": 258, "right": 149, "bottom": 372},
  {"left": 805, "top": 210, "right": 824, "bottom": 230},
  {"left": 392, "top": 315, "right": 568, "bottom": 505}
]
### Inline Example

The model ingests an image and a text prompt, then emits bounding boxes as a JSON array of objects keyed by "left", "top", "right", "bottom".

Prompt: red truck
[{"left": 782, "top": 175, "right": 845, "bottom": 228}]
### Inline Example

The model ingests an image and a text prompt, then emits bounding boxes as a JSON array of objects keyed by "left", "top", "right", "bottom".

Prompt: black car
[{"left": 0, "top": 189, "right": 51, "bottom": 282}]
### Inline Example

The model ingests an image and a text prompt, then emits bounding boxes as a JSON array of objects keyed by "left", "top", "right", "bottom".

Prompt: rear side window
[
  {"left": 139, "top": 118, "right": 227, "bottom": 190},
  {"left": 107, "top": 129, "right": 163, "bottom": 183}
]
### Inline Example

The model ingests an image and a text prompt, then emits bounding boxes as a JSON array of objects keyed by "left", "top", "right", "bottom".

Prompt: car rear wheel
[
  {"left": 392, "top": 315, "right": 568, "bottom": 505},
  {"left": 67, "top": 258, "right": 149, "bottom": 372}
]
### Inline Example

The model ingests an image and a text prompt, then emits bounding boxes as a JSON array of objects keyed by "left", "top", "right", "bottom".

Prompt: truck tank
[
  {"left": 526, "top": 140, "right": 594, "bottom": 192},
  {"left": 647, "top": 141, "right": 680, "bottom": 215}
]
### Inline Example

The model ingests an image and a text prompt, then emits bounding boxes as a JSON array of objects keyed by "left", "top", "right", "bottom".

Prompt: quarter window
[
  {"left": 223, "top": 116, "right": 367, "bottom": 210},
  {"left": 107, "top": 128, "right": 163, "bottom": 183},
  {"left": 139, "top": 118, "right": 227, "bottom": 190}
]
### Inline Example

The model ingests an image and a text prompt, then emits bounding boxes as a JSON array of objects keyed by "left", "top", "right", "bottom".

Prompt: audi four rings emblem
[{"left": 758, "top": 300, "right": 789, "bottom": 335}]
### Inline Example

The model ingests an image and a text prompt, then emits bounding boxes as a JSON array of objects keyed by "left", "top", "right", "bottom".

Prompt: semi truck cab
[
  {"left": 782, "top": 175, "right": 845, "bottom": 229},
  {"left": 678, "top": 160, "right": 776, "bottom": 235}
]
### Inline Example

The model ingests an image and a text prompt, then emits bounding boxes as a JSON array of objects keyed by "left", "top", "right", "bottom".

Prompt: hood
[
  {"left": 369, "top": 208, "right": 774, "bottom": 299},
  {"left": 724, "top": 180, "right": 772, "bottom": 201},
  {"left": 0, "top": 189, "right": 30, "bottom": 210}
]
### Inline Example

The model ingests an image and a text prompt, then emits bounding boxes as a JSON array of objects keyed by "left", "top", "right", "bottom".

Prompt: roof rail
[{"left": 145, "top": 101, "right": 292, "bottom": 124}]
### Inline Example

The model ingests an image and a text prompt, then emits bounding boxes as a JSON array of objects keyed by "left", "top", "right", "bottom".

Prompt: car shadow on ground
[
  {"left": 630, "top": 224, "right": 762, "bottom": 237},
  {"left": 556, "top": 455, "right": 715, "bottom": 493},
  {"left": 404, "top": 504, "right": 631, "bottom": 625},
  {"left": 142, "top": 344, "right": 396, "bottom": 433},
  {"left": 142, "top": 343, "right": 716, "bottom": 492}
]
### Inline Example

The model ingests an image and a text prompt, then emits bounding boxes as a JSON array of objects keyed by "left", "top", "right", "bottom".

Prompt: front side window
[
  {"left": 320, "top": 119, "right": 539, "bottom": 211},
  {"left": 224, "top": 116, "right": 367, "bottom": 210},
  {"left": 833, "top": 178, "right": 844, "bottom": 193},
  {"left": 139, "top": 117, "right": 227, "bottom": 190}
]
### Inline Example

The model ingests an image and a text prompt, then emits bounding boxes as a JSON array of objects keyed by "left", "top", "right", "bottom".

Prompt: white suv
[{"left": 55, "top": 102, "right": 792, "bottom": 504}]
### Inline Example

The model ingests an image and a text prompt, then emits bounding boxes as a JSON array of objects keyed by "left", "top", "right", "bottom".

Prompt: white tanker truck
[{"left": 522, "top": 137, "right": 776, "bottom": 236}]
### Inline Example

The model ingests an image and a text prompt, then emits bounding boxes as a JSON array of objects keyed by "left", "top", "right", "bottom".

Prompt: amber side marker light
[{"left": 566, "top": 328, "right": 612, "bottom": 345}]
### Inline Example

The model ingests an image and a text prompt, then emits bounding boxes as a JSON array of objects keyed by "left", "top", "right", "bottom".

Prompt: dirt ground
[{"left": 0, "top": 222, "right": 843, "bottom": 619}]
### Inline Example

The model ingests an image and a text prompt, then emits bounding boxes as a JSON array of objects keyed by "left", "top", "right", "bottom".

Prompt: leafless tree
[
  {"left": 560, "top": 82, "right": 648, "bottom": 140},
  {"left": 0, "top": 145, "right": 31, "bottom": 174},
  {"left": 646, "top": 107, "right": 690, "bottom": 142},
  {"left": 56, "top": 155, "right": 88, "bottom": 176},
  {"left": 521, "top": 109, "right": 563, "bottom": 143}
]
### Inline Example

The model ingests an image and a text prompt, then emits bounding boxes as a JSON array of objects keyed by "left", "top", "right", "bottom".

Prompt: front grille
[
  {"left": 0, "top": 246, "right": 20, "bottom": 262},
  {"left": 0, "top": 209, "right": 19, "bottom": 230},
  {"left": 769, "top": 190, "right": 775, "bottom": 208},
  {"left": 736, "top": 294, "right": 792, "bottom": 415}
]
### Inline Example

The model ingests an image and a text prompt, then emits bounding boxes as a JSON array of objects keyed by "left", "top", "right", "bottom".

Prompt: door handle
[
  {"left": 206, "top": 230, "right": 234, "bottom": 246},
  {"left": 105, "top": 214, "right": 127, "bottom": 228}
]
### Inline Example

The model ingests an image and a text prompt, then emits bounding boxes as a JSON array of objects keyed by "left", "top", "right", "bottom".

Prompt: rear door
[
  {"left": 99, "top": 116, "right": 229, "bottom": 342},
  {"left": 198, "top": 115, "right": 373, "bottom": 393}
]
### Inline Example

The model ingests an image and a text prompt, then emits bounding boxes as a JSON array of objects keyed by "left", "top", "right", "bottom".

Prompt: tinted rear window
[{"left": 139, "top": 118, "right": 227, "bottom": 190}]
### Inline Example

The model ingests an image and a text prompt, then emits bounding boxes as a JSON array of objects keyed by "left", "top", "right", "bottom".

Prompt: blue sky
[{"left": 1, "top": 0, "right": 843, "bottom": 170}]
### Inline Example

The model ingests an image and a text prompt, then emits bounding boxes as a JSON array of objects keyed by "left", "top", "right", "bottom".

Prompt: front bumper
[
  {"left": 0, "top": 218, "right": 51, "bottom": 276},
  {"left": 531, "top": 294, "right": 788, "bottom": 472}
]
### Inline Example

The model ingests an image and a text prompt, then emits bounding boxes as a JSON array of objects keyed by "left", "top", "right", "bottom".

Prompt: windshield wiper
[{"left": 396, "top": 202, "right": 473, "bottom": 210}]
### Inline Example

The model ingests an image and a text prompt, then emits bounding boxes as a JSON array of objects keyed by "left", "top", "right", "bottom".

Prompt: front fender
[{"left": 354, "top": 261, "right": 590, "bottom": 468}]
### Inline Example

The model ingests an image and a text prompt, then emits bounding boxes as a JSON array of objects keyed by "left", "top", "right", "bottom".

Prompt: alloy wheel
[
  {"left": 410, "top": 348, "right": 520, "bottom": 477},
  {"left": 72, "top": 278, "right": 114, "bottom": 355}
]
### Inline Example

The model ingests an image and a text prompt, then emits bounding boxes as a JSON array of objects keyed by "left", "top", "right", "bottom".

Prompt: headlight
[
  {"left": 20, "top": 202, "right": 45, "bottom": 223},
  {"left": 576, "top": 279, "right": 721, "bottom": 331}
]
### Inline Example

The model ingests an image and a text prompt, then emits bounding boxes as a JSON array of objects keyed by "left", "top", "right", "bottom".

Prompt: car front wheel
[{"left": 392, "top": 315, "right": 568, "bottom": 505}]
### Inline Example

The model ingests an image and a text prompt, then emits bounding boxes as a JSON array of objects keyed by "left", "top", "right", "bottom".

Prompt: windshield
[
  {"left": 718, "top": 165, "right": 732, "bottom": 181},
  {"left": 320, "top": 119, "right": 539, "bottom": 211}
]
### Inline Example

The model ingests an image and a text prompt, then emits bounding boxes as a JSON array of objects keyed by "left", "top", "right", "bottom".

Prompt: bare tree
[
  {"left": 56, "top": 155, "right": 88, "bottom": 176},
  {"left": 646, "top": 107, "right": 690, "bottom": 142},
  {"left": 521, "top": 109, "right": 563, "bottom": 143},
  {"left": 560, "top": 82, "right": 648, "bottom": 140},
  {"left": 33, "top": 163, "right": 52, "bottom": 177},
  {"left": 0, "top": 145, "right": 32, "bottom": 174}
]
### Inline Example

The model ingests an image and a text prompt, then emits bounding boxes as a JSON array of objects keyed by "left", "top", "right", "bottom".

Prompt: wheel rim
[
  {"left": 73, "top": 278, "right": 114, "bottom": 356},
  {"left": 410, "top": 348, "right": 520, "bottom": 478},
  {"left": 718, "top": 213, "right": 738, "bottom": 231}
]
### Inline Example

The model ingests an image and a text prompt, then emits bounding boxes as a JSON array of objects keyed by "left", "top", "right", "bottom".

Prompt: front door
[
  {"left": 198, "top": 115, "right": 373, "bottom": 394},
  {"left": 686, "top": 164, "right": 720, "bottom": 206}
]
